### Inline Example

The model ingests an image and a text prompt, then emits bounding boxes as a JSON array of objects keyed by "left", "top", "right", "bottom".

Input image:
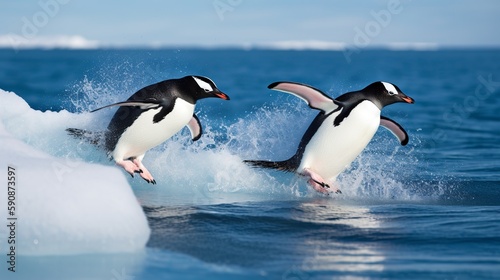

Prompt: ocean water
[{"left": 1, "top": 48, "right": 500, "bottom": 279}]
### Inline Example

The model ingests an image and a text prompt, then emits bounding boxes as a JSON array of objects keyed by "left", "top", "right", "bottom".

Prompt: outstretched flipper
[
  {"left": 268, "top": 81, "right": 342, "bottom": 113},
  {"left": 380, "top": 116, "right": 409, "bottom": 146},
  {"left": 187, "top": 114, "right": 202, "bottom": 141},
  {"left": 90, "top": 100, "right": 162, "bottom": 113}
]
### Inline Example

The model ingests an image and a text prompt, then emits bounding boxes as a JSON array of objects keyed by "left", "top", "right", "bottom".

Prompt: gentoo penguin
[
  {"left": 87, "top": 75, "right": 229, "bottom": 184},
  {"left": 244, "top": 81, "right": 414, "bottom": 194}
]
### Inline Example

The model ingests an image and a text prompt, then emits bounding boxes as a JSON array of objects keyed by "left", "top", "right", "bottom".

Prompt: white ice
[{"left": 0, "top": 89, "right": 150, "bottom": 255}]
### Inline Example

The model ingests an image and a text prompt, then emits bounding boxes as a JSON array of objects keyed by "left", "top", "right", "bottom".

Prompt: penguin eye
[
  {"left": 193, "top": 76, "right": 214, "bottom": 93},
  {"left": 381, "top": 82, "right": 398, "bottom": 96}
]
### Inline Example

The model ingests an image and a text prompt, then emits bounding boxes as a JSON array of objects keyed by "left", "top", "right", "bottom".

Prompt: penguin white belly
[
  {"left": 298, "top": 101, "right": 381, "bottom": 181},
  {"left": 112, "top": 99, "right": 195, "bottom": 160}
]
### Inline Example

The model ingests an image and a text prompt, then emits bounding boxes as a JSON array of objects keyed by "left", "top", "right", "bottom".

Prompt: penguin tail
[
  {"left": 243, "top": 157, "right": 297, "bottom": 173},
  {"left": 66, "top": 128, "right": 105, "bottom": 147}
]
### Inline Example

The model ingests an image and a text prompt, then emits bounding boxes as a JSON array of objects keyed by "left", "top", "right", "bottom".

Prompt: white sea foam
[{"left": 0, "top": 89, "right": 150, "bottom": 256}]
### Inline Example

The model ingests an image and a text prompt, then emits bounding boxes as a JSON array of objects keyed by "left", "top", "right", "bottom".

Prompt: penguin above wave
[
  {"left": 67, "top": 75, "right": 229, "bottom": 184},
  {"left": 244, "top": 81, "right": 414, "bottom": 194}
]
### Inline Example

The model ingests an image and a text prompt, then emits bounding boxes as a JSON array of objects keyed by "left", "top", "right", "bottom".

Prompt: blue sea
[{"left": 1, "top": 48, "right": 500, "bottom": 279}]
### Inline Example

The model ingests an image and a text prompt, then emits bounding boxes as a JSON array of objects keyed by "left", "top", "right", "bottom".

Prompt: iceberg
[
  {"left": 0, "top": 35, "right": 99, "bottom": 50},
  {"left": 0, "top": 89, "right": 150, "bottom": 256}
]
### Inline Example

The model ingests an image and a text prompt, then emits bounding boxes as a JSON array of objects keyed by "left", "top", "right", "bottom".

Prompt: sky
[{"left": 1, "top": 0, "right": 499, "bottom": 49}]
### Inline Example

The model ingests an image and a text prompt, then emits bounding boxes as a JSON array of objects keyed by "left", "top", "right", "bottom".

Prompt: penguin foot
[
  {"left": 302, "top": 168, "right": 341, "bottom": 195},
  {"left": 141, "top": 178, "right": 156, "bottom": 184},
  {"left": 329, "top": 180, "right": 342, "bottom": 194},
  {"left": 140, "top": 170, "right": 156, "bottom": 185},
  {"left": 116, "top": 160, "right": 142, "bottom": 176},
  {"left": 310, "top": 178, "right": 330, "bottom": 189},
  {"left": 116, "top": 160, "right": 155, "bottom": 184},
  {"left": 307, "top": 179, "right": 330, "bottom": 195},
  {"left": 132, "top": 158, "right": 156, "bottom": 185}
]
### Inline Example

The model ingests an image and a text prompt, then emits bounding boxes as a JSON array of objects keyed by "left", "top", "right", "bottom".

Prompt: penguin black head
[
  {"left": 361, "top": 81, "right": 414, "bottom": 109},
  {"left": 184, "top": 75, "right": 230, "bottom": 101}
]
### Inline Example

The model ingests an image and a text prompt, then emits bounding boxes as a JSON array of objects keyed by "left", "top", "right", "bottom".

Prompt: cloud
[{"left": 0, "top": 35, "right": 99, "bottom": 50}]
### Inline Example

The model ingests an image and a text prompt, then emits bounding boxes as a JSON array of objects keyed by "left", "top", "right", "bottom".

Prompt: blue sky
[{"left": 1, "top": 0, "right": 499, "bottom": 48}]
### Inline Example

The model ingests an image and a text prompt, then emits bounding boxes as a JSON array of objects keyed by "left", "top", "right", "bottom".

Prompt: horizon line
[
  {"left": 1, "top": 45, "right": 500, "bottom": 51},
  {"left": 1, "top": 35, "right": 500, "bottom": 51}
]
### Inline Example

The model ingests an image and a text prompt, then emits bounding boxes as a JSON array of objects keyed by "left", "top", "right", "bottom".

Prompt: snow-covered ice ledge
[{"left": 0, "top": 89, "right": 150, "bottom": 256}]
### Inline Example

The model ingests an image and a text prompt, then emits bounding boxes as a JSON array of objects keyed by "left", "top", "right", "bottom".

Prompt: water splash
[{"left": 3, "top": 67, "right": 451, "bottom": 206}]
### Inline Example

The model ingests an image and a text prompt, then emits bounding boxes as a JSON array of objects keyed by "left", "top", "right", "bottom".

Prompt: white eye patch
[
  {"left": 382, "top": 81, "right": 398, "bottom": 95},
  {"left": 193, "top": 76, "right": 214, "bottom": 92}
]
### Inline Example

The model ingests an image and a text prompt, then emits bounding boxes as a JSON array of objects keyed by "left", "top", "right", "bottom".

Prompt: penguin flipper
[
  {"left": 268, "top": 81, "right": 341, "bottom": 113},
  {"left": 187, "top": 114, "right": 202, "bottom": 141},
  {"left": 90, "top": 100, "right": 161, "bottom": 113},
  {"left": 380, "top": 116, "right": 409, "bottom": 146}
]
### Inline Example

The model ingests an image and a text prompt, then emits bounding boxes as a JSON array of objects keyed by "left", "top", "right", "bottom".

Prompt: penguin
[
  {"left": 74, "top": 75, "right": 229, "bottom": 184},
  {"left": 244, "top": 81, "right": 414, "bottom": 194}
]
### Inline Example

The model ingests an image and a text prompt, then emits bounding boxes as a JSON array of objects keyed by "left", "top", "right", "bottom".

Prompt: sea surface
[{"left": 1, "top": 48, "right": 500, "bottom": 279}]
